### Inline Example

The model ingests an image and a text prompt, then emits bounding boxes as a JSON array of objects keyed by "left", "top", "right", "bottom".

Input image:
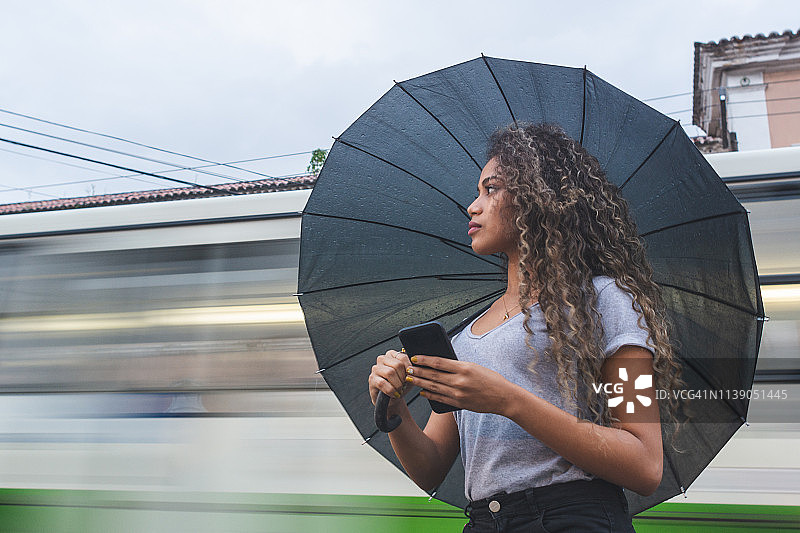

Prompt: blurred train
[{"left": 0, "top": 146, "right": 798, "bottom": 532}]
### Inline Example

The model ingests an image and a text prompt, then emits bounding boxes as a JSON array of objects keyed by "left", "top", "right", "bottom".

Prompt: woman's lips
[{"left": 468, "top": 224, "right": 481, "bottom": 236}]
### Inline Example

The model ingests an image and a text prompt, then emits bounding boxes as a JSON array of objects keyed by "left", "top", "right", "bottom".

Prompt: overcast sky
[{"left": 0, "top": 1, "right": 796, "bottom": 205}]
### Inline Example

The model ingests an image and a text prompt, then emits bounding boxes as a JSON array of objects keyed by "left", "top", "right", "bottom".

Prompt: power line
[
  {"left": 0, "top": 179, "right": 59, "bottom": 199},
  {"left": 213, "top": 151, "right": 316, "bottom": 163},
  {"left": 728, "top": 109, "right": 800, "bottom": 120},
  {"left": 0, "top": 146, "right": 118, "bottom": 176},
  {"left": 0, "top": 151, "right": 317, "bottom": 193},
  {"left": 0, "top": 146, "right": 162, "bottom": 199},
  {"left": 642, "top": 76, "right": 800, "bottom": 102},
  {"left": 664, "top": 95, "right": 800, "bottom": 116},
  {"left": 0, "top": 136, "right": 244, "bottom": 196},
  {"left": 0, "top": 109, "right": 321, "bottom": 193},
  {"left": 643, "top": 91, "right": 693, "bottom": 103},
  {"left": 714, "top": 76, "right": 800, "bottom": 92},
  {"left": 0, "top": 173, "right": 157, "bottom": 193},
  {"left": 89, "top": 150, "right": 316, "bottom": 186},
  {"left": 0, "top": 121, "right": 254, "bottom": 184},
  {"left": 675, "top": 108, "right": 800, "bottom": 125},
  {"left": 0, "top": 107, "right": 281, "bottom": 180}
]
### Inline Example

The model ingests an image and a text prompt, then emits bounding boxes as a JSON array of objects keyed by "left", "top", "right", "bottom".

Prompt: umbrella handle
[{"left": 374, "top": 391, "right": 402, "bottom": 432}]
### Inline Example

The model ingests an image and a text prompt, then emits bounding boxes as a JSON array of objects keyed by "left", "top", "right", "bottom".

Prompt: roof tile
[{"left": 0, "top": 174, "right": 317, "bottom": 215}]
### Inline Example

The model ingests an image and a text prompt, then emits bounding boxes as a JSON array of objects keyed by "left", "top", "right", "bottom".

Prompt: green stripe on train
[{"left": 0, "top": 490, "right": 797, "bottom": 532}]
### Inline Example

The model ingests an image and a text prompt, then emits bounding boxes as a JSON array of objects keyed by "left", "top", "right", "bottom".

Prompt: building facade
[{"left": 694, "top": 30, "right": 800, "bottom": 151}]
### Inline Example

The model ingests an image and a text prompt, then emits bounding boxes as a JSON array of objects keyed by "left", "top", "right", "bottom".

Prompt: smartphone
[{"left": 398, "top": 321, "right": 461, "bottom": 414}]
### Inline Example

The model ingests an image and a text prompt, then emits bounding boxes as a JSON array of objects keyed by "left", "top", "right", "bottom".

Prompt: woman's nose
[{"left": 468, "top": 197, "right": 481, "bottom": 216}]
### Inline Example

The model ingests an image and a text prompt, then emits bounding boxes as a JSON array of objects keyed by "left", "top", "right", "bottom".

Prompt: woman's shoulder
[
  {"left": 589, "top": 275, "right": 643, "bottom": 315},
  {"left": 590, "top": 275, "right": 639, "bottom": 304},
  {"left": 590, "top": 275, "right": 618, "bottom": 294}
]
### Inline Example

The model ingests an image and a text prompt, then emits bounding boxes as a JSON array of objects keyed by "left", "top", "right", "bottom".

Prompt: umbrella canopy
[{"left": 297, "top": 55, "right": 764, "bottom": 515}]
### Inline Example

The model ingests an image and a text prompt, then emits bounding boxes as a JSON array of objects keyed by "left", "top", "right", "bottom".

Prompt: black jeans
[{"left": 463, "top": 478, "right": 636, "bottom": 532}]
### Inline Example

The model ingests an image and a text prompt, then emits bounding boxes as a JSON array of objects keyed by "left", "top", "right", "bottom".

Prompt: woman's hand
[
  {"left": 405, "top": 355, "right": 520, "bottom": 417},
  {"left": 369, "top": 349, "right": 414, "bottom": 407}
]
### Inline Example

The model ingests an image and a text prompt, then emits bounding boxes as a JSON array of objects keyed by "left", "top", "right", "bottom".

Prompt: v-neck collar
[{"left": 466, "top": 302, "right": 540, "bottom": 339}]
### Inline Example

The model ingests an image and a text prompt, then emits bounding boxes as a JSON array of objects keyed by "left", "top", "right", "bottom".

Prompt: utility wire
[
  {"left": 0, "top": 168, "right": 313, "bottom": 194},
  {"left": 0, "top": 173, "right": 164, "bottom": 194},
  {"left": 674, "top": 109, "right": 800, "bottom": 125},
  {"left": 643, "top": 76, "right": 800, "bottom": 102},
  {"left": 0, "top": 146, "right": 159, "bottom": 199},
  {"left": 0, "top": 146, "right": 118, "bottom": 175},
  {"left": 89, "top": 150, "right": 315, "bottom": 186},
  {"left": 0, "top": 121, "right": 253, "bottom": 183},
  {"left": 0, "top": 136, "right": 244, "bottom": 196},
  {"left": 0, "top": 179, "right": 59, "bottom": 199},
  {"left": 0, "top": 107, "right": 280, "bottom": 180},
  {"left": 643, "top": 90, "right": 693, "bottom": 103},
  {"left": 0, "top": 151, "right": 316, "bottom": 193},
  {"left": 664, "top": 95, "right": 800, "bottom": 116},
  {"left": 672, "top": 109, "right": 800, "bottom": 122},
  {"left": 727, "top": 109, "right": 800, "bottom": 120}
]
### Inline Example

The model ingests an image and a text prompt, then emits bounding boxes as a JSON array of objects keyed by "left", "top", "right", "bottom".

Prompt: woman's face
[{"left": 467, "top": 157, "right": 518, "bottom": 256}]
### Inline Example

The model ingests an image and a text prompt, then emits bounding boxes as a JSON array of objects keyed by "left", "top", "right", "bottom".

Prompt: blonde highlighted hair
[{"left": 487, "top": 122, "right": 687, "bottom": 452}]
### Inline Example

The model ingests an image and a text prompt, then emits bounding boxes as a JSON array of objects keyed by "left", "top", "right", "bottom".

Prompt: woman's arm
[
  {"left": 369, "top": 350, "right": 460, "bottom": 492},
  {"left": 504, "top": 345, "right": 662, "bottom": 496},
  {"left": 386, "top": 403, "right": 460, "bottom": 492},
  {"left": 407, "top": 345, "right": 662, "bottom": 496}
]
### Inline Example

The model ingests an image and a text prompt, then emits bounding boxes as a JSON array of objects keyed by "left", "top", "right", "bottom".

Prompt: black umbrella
[{"left": 297, "top": 55, "right": 764, "bottom": 515}]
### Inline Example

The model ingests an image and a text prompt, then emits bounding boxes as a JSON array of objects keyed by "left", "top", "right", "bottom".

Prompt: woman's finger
[
  {"left": 409, "top": 354, "right": 459, "bottom": 372},
  {"left": 375, "top": 363, "right": 408, "bottom": 395},
  {"left": 406, "top": 364, "right": 459, "bottom": 387},
  {"left": 369, "top": 361, "right": 404, "bottom": 402},
  {"left": 405, "top": 373, "right": 452, "bottom": 395},
  {"left": 384, "top": 350, "right": 411, "bottom": 385},
  {"left": 369, "top": 372, "right": 401, "bottom": 403},
  {"left": 393, "top": 349, "right": 413, "bottom": 367},
  {"left": 419, "top": 389, "right": 457, "bottom": 407}
]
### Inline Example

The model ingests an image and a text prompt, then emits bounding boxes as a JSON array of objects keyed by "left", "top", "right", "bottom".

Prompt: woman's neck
[
  {"left": 506, "top": 250, "right": 520, "bottom": 299},
  {"left": 504, "top": 248, "right": 538, "bottom": 305}
]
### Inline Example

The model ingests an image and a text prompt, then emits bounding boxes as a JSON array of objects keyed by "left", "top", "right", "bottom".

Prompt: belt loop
[
  {"left": 523, "top": 487, "right": 541, "bottom": 516},
  {"left": 619, "top": 491, "right": 630, "bottom": 515},
  {"left": 464, "top": 501, "right": 474, "bottom": 526}
]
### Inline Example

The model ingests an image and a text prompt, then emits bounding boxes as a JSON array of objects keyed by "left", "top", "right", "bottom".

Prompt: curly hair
[{"left": 486, "top": 122, "right": 687, "bottom": 454}]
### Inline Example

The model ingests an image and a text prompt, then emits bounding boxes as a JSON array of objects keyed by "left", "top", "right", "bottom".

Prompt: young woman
[{"left": 368, "top": 122, "right": 684, "bottom": 532}]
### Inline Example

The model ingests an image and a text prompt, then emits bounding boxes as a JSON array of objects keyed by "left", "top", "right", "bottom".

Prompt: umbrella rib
[
  {"left": 394, "top": 81, "right": 482, "bottom": 170},
  {"left": 679, "top": 355, "right": 749, "bottom": 424},
  {"left": 299, "top": 273, "right": 506, "bottom": 296},
  {"left": 481, "top": 54, "right": 516, "bottom": 125},
  {"left": 302, "top": 212, "right": 504, "bottom": 269},
  {"left": 439, "top": 236, "right": 506, "bottom": 265},
  {"left": 446, "top": 291, "right": 502, "bottom": 338},
  {"left": 640, "top": 209, "right": 744, "bottom": 239},
  {"left": 642, "top": 209, "right": 759, "bottom": 315},
  {"left": 316, "top": 290, "right": 503, "bottom": 373},
  {"left": 619, "top": 121, "right": 679, "bottom": 191},
  {"left": 333, "top": 137, "right": 471, "bottom": 220},
  {"left": 581, "top": 67, "right": 587, "bottom": 145},
  {"left": 658, "top": 280, "right": 758, "bottom": 317},
  {"left": 661, "top": 440, "right": 685, "bottom": 496}
]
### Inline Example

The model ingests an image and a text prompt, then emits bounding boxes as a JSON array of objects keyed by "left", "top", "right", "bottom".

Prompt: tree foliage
[{"left": 307, "top": 148, "right": 328, "bottom": 175}]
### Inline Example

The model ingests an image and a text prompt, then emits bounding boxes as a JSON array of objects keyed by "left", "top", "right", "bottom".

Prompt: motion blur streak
[
  {"left": 0, "top": 304, "right": 305, "bottom": 332},
  {"left": 0, "top": 149, "right": 799, "bottom": 530},
  {"left": 761, "top": 284, "right": 800, "bottom": 302}
]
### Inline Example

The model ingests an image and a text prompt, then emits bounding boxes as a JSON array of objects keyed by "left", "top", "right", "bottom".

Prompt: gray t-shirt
[{"left": 451, "top": 275, "right": 654, "bottom": 501}]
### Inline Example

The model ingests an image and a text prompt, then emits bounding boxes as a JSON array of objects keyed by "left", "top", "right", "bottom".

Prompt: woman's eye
[{"left": 486, "top": 186, "right": 496, "bottom": 194}]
